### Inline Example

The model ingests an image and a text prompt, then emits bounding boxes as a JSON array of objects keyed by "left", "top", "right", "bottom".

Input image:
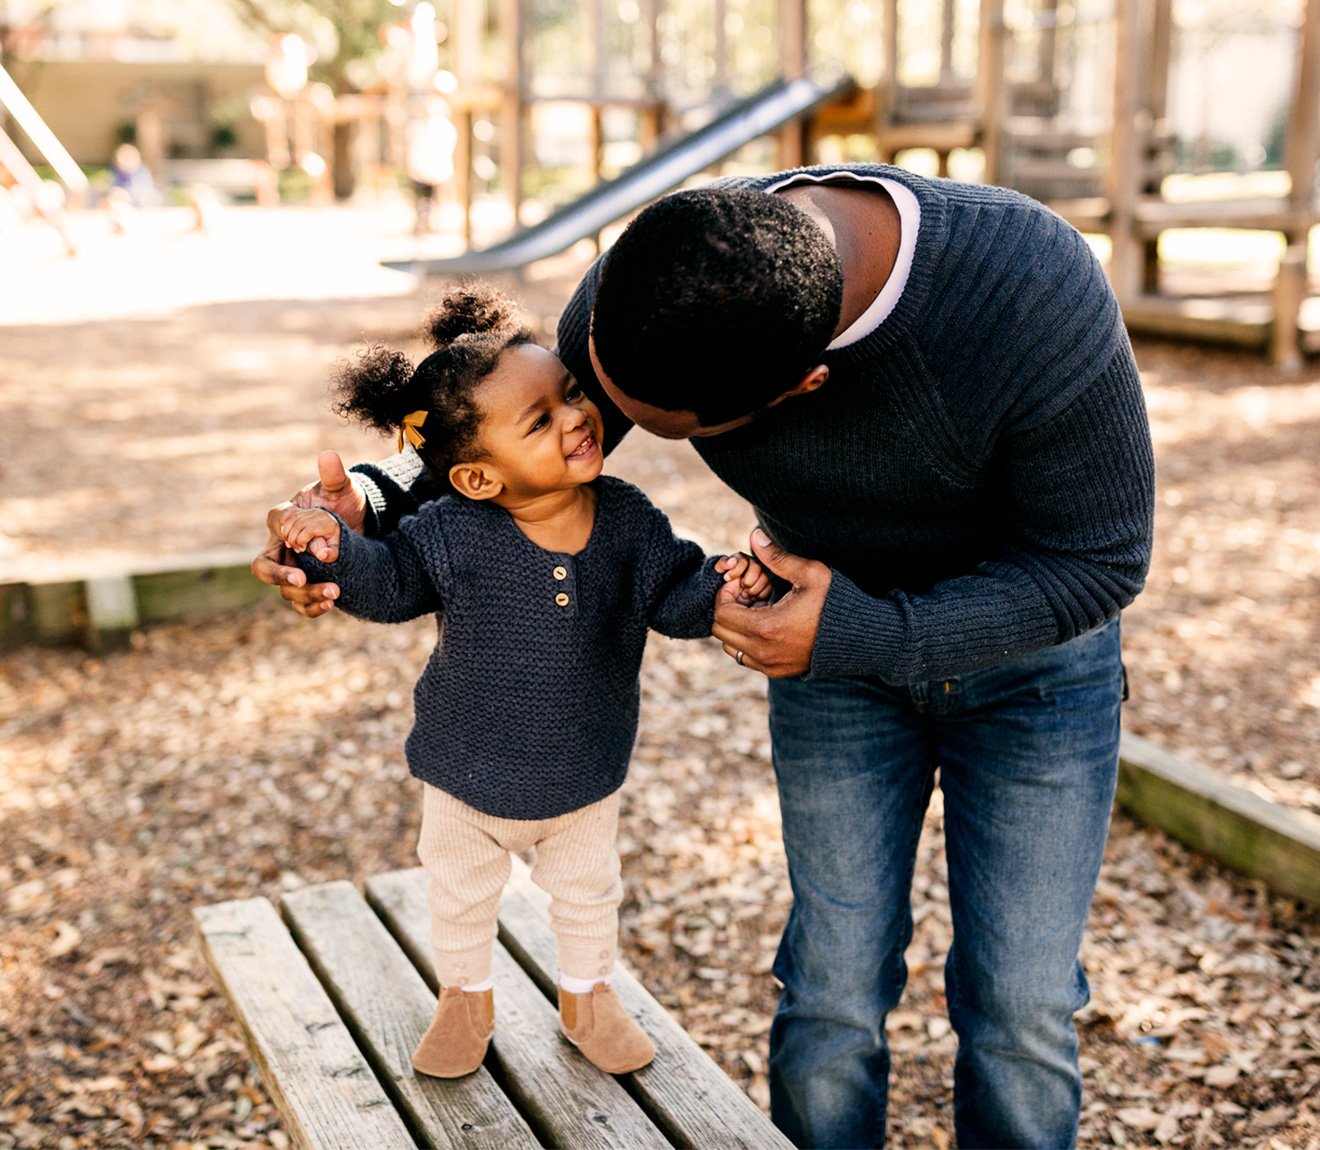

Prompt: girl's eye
[
  {"left": 566, "top": 384, "right": 583, "bottom": 401},
  {"left": 530, "top": 413, "right": 550, "bottom": 431}
]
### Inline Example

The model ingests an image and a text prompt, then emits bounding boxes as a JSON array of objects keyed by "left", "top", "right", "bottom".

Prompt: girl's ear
[{"left": 449, "top": 461, "right": 504, "bottom": 501}]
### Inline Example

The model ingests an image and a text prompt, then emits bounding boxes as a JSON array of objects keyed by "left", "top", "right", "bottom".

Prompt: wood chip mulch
[{"left": 1, "top": 267, "right": 1319, "bottom": 1148}]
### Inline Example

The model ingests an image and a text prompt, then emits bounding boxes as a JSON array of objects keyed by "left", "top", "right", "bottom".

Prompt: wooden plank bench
[{"left": 194, "top": 856, "right": 791, "bottom": 1150}]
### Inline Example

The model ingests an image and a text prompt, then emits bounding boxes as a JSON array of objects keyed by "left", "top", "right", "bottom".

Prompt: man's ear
[
  {"left": 767, "top": 365, "right": 829, "bottom": 408},
  {"left": 449, "top": 461, "right": 504, "bottom": 501}
]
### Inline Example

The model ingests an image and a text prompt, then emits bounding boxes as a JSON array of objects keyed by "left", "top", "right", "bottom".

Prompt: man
[{"left": 255, "top": 162, "right": 1155, "bottom": 1148}]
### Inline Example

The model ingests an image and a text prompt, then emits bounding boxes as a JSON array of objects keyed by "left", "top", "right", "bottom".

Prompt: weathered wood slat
[
  {"left": 1118, "top": 293, "right": 1272, "bottom": 349},
  {"left": 193, "top": 898, "right": 415, "bottom": 1150},
  {"left": 133, "top": 562, "right": 271, "bottom": 622},
  {"left": 280, "top": 881, "right": 538, "bottom": 1150},
  {"left": 1118, "top": 731, "right": 1320, "bottom": 905},
  {"left": 364, "top": 870, "right": 669, "bottom": 1150},
  {"left": 495, "top": 857, "right": 795, "bottom": 1150}
]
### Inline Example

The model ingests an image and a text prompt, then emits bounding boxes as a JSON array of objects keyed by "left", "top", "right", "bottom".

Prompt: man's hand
[
  {"left": 712, "top": 529, "right": 832, "bottom": 677},
  {"left": 250, "top": 451, "right": 366, "bottom": 617}
]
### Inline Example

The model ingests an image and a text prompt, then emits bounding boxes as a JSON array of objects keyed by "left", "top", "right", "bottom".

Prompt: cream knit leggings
[{"left": 417, "top": 783, "right": 623, "bottom": 988}]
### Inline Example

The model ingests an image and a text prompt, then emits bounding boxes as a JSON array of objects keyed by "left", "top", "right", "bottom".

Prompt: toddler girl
[{"left": 279, "top": 286, "right": 768, "bottom": 1079}]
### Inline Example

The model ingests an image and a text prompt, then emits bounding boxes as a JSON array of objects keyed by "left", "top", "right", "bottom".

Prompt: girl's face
[{"left": 468, "top": 344, "right": 604, "bottom": 499}]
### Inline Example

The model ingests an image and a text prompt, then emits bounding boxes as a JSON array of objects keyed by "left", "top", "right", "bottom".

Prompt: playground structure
[
  {"left": 4, "top": 1, "right": 1320, "bottom": 365},
  {"left": 378, "top": 0, "right": 1320, "bottom": 369}
]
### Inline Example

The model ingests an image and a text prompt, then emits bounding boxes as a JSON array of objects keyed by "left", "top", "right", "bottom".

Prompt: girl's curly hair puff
[{"left": 330, "top": 284, "right": 537, "bottom": 488}]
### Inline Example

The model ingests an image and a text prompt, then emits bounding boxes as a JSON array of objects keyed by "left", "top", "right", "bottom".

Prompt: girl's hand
[
  {"left": 277, "top": 506, "right": 341, "bottom": 563},
  {"left": 713, "top": 530, "right": 830, "bottom": 678},
  {"left": 716, "top": 552, "right": 772, "bottom": 606},
  {"left": 251, "top": 451, "right": 363, "bottom": 617}
]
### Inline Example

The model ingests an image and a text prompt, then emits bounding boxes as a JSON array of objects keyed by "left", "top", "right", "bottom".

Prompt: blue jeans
[{"left": 767, "top": 619, "right": 1123, "bottom": 1150}]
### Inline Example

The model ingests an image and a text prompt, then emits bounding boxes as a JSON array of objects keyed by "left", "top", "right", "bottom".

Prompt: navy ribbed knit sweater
[
  {"left": 297, "top": 476, "right": 723, "bottom": 819},
  {"left": 354, "top": 163, "right": 1155, "bottom": 686}
]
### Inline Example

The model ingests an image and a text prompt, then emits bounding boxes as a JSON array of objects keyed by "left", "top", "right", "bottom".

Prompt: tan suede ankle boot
[
  {"left": 558, "top": 982, "right": 655, "bottom": 1074},
  {"left": 411, "top": 986, "right": 494, "bottom": 1078}
]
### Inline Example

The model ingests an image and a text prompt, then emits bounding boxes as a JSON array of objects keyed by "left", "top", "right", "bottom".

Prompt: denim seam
[{"left": 889, "top": 757, "right": 938, "bottom": 1005}]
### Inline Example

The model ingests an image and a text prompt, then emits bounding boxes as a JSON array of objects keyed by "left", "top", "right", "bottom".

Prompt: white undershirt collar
[{"left": 764, "top": 169, "right": 921, "bottom": 349}]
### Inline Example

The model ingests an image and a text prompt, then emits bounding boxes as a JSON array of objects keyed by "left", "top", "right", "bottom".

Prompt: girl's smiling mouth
[{"left": 568, "top": 433, "right": 598, "bottom": 459}]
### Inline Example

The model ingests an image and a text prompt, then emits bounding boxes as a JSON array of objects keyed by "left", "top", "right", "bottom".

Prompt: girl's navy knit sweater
[
  {"left": 297, "top": 477, "right": 723, "bottom": 819},
  {"left": 354, "top": 163, "right": 1156, "bottom": 687}
]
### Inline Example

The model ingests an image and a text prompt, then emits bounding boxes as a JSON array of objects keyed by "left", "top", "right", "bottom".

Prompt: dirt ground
[{"left": 1, "top": 205, "right": 1319, "bottom": 1149}]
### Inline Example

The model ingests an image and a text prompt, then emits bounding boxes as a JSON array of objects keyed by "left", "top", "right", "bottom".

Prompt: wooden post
[
  {"left": 778, "top": 0, "right": 807, "bottom": 169},
  {"left": 642, "top": 0, "right": 664, "bottom": 146},
  {"left": 1283, "top": 0, "right": 1320, "bottom": 204},
  {"left": 1276, "top": 0, "right": 1320, "bottom": 368},
  {"left": 940, "top": 0, "right": 956, "bottom": 83},
  {"left": 590, "top": 0, "right": 605, "bottom": 186},
  {"left": 714, "top": 0, "right": 729, "bottom": 97},
  {"left": 1272, "top": 243, "right": 1307, "bottom": 373},
  {"left": 590, "top": 107, "right": 604, "bottom": 184},
  {"left": 1142, "top": 0, "right": 1174, "bottom": 293},
  {"left": 1037, "top": 0, "right": 1058, "bottom": 95},
  {"left": 84, "top": 574, "right": 138, "bottom": 652},
  {"left": 500, "top": 0, "right": 524, "bottom": 230},
  {"left": 454, "top": 0, "right": 482, "bottom": 243},
  {"left": 1106, "top": 0, "right": 1146, "bottom": 301},
  {"left": 977, "top": 0, "right": 1007, "bottom": 186}
]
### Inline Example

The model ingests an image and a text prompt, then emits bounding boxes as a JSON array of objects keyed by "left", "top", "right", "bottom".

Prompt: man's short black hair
[{"left": 591, "top": 187, "right": 843, "bottom": 426}]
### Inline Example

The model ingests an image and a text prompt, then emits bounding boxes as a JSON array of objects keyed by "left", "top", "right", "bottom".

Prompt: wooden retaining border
[
  {"left": 1118, "top": 732, "right": 1320, "bottom": 906},
  {"left": 0, "top": 548, "right": 269, "bottom": 652}
]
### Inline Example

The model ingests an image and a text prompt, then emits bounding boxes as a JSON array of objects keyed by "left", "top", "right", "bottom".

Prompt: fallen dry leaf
[{"left": 45, "top": 920, "right": 82, "bottom": 958}]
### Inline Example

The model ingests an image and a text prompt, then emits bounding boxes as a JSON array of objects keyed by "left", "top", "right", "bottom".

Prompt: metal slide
[{"left": 385, "top": 69, "right": 856, "bottom": 276}]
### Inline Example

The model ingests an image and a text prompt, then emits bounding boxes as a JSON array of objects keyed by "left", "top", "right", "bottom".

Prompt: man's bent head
[{"left": 590, "top": 187, "right": 843, "bottom": 430}]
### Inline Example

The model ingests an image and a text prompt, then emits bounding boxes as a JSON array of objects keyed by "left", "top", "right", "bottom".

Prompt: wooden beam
[
  {"left": 363, "top": 870, "right": 672, "bottom": 1150},
  {"left": 1118, "top": 292, "right": 1272, "bottom": 348},
  {"left": 1, "top": 548, "right": 275, "bottom": 650},
  {"left": 778, "top": 0, "right": 808, "bottom": 168},
  {"left": 1130, "top": 194, "right": 1317, "bottom": 234},
  {"left": 1285, "top": 0, "right": 1320, "bottom": 214},
  {"left": 1272, "top": 242, "right": 1308, "bottom": 372},
  {"left": 194, "top": 898, "right": 416, "bottom": 1150},
  {"left": 876, "top": 119, "right": 979, "bottom": 155},
  {"left": 496, "top": 857, "right": 797, "bottom": 1150},
  {"left": 84, "top": 574, "right": 138, "bottom": 652},
  {"left": 500, "top": 0, "right": 524, "bottom": 228},
  {"left": 1277, "top": 0, "right": 1320, "bottom": 366},
  {"left": 1145, "top": 0, "right": 1173, "bottom": 133},
  {"left": 1106, "top": 0, "right": 1146, "bottom": 299},
  {"left": 1117, "top": 733, "right": 1320, "bottom": 906},
  {"left": 281, "top": 882, "right": 539, "bottom": 1150},
  {"left": 977, "top": 0, "right": 1007, "bottom": 185},
  {"left": 133, "top": 563, "right": 270, "bottom": 623},
  {"left": 25, "top": 581, "right": 85, "bottom": 646}
]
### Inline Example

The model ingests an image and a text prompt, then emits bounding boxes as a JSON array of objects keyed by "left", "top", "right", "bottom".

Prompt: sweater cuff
[
  {"left": 807, "top": 570, "right": 912, "bottom": 683},
  {"left": 349, "top": 453, "right": 431, "bottom": 537}
]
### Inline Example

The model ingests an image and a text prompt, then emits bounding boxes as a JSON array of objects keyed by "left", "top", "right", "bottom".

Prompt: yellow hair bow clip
[{"left": 398, "top": 410, "right": 428, "bottom": 452}]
